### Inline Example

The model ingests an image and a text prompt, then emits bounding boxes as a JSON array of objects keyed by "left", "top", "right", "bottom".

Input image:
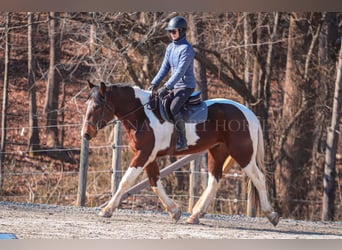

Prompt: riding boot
[{"left": 174, "top": 114, "right": 188, "bottom": 151}]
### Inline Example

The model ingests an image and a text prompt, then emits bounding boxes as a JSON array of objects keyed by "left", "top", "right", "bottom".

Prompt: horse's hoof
[
  {"left": 98, "top": 209, "right": 112, "bottom": 218},
  {"left": 186, "top": 216, "right": 200, "bottom": 224},
  {"left": 199, "top": 212, "right": 206, "bottom": 218},
  {"left": 266, "top": 211, "right": 280, "bottom": 227},
  {"left": 171, "top": 208, "right": 182, "bottom": 223}
]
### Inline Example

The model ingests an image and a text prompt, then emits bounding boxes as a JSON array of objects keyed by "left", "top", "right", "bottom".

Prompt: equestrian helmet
[{"left": 165, "top": 16, "right": 187, "bottom": 38}]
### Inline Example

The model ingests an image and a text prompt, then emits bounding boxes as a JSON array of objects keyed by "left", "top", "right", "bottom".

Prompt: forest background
[{"left": 0, "top": 12, "right": 341, "bottom": 221}]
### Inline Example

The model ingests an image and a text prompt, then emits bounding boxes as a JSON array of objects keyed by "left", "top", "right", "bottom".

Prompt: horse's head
[{"left": 81, "top": 81, "right": 115, "bottom": 140}]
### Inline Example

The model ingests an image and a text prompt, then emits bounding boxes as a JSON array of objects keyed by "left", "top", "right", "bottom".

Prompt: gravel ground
[{"left": 0, "top": 201, "right": 341, "bottom": 239}]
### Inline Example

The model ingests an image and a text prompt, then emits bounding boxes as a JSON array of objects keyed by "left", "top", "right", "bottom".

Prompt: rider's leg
[{"left": 170, "top": 88, "right": 194, "bottom": 151}]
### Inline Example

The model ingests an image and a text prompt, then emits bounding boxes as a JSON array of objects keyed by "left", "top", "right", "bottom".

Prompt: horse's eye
[{"left": 93, "top": 104, "right": 102, "bottom": 110}]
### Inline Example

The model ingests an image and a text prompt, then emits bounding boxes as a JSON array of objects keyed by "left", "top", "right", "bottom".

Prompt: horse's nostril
[{"left": 84, "top": 134, "right": 91, "bottom": 140}]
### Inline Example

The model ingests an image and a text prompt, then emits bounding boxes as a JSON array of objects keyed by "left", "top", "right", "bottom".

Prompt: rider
[{"left": 149, "top": 16, "right": 196, "bottom": 151}]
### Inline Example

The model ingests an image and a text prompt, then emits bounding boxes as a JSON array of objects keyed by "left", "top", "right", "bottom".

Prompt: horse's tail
[{"left": 247, "top": 121, "right": 265, "bottom": 216}]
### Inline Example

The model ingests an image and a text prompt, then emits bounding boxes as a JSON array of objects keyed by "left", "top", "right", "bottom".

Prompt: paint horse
[{"left": 81, "top": 81, "right": 280, "bottom": 226}]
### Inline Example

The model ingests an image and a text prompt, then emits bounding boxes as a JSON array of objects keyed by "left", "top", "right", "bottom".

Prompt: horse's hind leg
[
  {"left": 243, "top": 161, "right": 279, "bottom": 226},
  {"left": 146, "top": 161, "right": 181, "bottom": 222},
  {"left": 187, "top": 144, "right": 228, "bottom": 224}
]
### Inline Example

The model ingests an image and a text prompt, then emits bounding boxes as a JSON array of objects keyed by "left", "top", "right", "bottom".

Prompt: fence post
[
  {"left": 188, "top": 157, "right": 200, "bottom": 213},
  {"left": 111, "top": 122, "right": 122, "bottom": 194},
  {"left": 77, "top": 137, "right": 89, "bottom": 206}
]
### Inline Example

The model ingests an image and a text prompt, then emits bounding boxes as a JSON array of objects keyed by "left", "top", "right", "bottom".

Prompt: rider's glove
[{"left": 158, "top": 86, "right": 170, "bottom": 99}]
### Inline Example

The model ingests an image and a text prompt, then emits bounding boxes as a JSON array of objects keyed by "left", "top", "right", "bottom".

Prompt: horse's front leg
[
  {"left": 98, "top": 165, "right": 144, "bottom": 218},
  {"left": 146, "top": 161, "right": 181, "bottom": 222},
  {"left": 99, "top": 149, "right": 149, "bottom": 218}
]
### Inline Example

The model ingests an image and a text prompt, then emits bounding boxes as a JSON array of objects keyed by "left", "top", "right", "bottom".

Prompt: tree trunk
[
  {"left": 44, "top": 12, "right": 60, "bottom": 147},
  {"left": 27, "top": 12, "right": 40, "bottom": 155},
  {"left": 250, "top": 13, "right": 262, "bottom": 98},
  {"left": 243, "top": 12, "right": 251, "bottom": 91},
  {"left": 0, "top": 12, "right": 11, "bottom": 190},
  {"left": 276, "top": 13, "right": 319, "bottom": 219},
  {"left": 189, "top": 13, "right": 208, "bottom": 99},
  {"left": 276, "top": 14, "right": 304, "bottom": 218},
  {"left": 262, "top": 12, "right": 279, "bottom": 210},
  {"left": 322, "top": 40, "right": 342, "bottom": 221}
]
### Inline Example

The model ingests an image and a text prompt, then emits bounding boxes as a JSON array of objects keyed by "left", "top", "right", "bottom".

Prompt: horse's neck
[{"left": 109, "top": 85, "right": 145, "bottom": 121}]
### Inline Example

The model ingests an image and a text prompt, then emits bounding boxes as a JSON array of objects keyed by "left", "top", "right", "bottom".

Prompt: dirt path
[{"left": 0, "top": 202, "right": 341, "bottom": 239}]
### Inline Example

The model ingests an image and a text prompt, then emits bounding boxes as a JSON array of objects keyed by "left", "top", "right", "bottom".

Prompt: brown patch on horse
[
  {"left": 144, "top": 161, "right": 160, "bottom": 186},
  {"left": 206, "top": 103, "right": 253, "bottom": 168}
]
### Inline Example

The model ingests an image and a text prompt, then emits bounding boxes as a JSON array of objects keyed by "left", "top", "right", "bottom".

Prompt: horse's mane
[
  {"left": 89, "top": 82, "right": 149, "bottom": 104},
  {"left": 106, "top": 83, "right": 149, "bottom": 95},
  {"left": 106, "top": 82, "right": 136, "bottom": 88},
  {"left": 87, "top": 82, "right": 135, "bottom": 102}
]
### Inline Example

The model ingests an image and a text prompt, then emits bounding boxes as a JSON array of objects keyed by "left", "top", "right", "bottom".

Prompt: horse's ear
[
  {"left": 87, "top": 80, "right": 96, "bottom": 89},
  {"left": 99, "top": 81, "right": 106, "bottom": 96}
]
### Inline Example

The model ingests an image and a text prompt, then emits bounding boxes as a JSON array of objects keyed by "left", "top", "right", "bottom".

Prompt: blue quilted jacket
[{"left": 151, "top": 36, "right": 196, "bottom": 89}]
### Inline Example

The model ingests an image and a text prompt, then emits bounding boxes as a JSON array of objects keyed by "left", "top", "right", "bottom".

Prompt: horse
[{"left": 81, "top": 81, "right": 280, "bottom": 226}]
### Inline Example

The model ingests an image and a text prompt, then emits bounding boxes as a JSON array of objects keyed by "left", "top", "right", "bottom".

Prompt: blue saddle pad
[
  {"left": 159, "top": 97, "right": 208, "bottom": 124},
  {"left": 182, "top": 102, "right": 208, "bottom": 123}
]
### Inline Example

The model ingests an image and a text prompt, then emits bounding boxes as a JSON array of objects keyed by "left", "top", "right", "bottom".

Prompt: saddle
[{"left": 150, "top": 91, "right": 208, "bottom": 123}]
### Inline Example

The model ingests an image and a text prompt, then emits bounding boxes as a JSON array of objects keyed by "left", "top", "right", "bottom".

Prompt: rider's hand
[
  {"left": 148, "top": 84, "right": 157, "bottom": 92},
  {"left": 158, "top": 86, "right": 169, "bottom": 99}
]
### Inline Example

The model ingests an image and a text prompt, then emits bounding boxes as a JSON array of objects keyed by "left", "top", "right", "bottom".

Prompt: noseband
[{"left": 86, "top": 99, "right": 115, "bottom": 131}]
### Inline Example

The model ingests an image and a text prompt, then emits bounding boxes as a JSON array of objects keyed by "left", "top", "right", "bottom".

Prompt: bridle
[{"left": 85, "top": 98, "right": 115, "bottom": 131}]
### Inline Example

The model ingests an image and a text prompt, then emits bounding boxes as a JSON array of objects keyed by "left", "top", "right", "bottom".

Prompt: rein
[{"left": 106, "top": 94, "right": 157, "bottom": 126}]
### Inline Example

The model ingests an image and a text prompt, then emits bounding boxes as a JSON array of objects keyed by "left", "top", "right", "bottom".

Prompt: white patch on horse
[
  {"left": 133, "top": 88, "right": 173, "bottom": 155},
  {"left": 185, "top": 123, "right": 199, "bottom": 146},
  {"left": 151, "top": 179, "right": 179, "bottom": 214},
  {"left": 243, "top": 163, "right": 272, "bottom": 213},
  {"left": 133, "top": 87, "right": 200, "bottom": 155},
  {"left": 191, "top": 172, "right": 219, "bottom": 216},
  {"left": 103, "top": 166, "right": 144, "bottom": 213}
]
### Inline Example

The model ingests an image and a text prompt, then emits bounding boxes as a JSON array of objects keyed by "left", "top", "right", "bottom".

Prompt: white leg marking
[
  {"left": 151, "top": 179, "right": 179, "bottom": 215},
  {"left": 102, "top": 167, "right": 143, "bottom": 215},
  {"left": 191, "top": 173, "right": 219, "bottom": 217},
  {"left": 243, "top": 163, "right": 272, "bottom": 213}
]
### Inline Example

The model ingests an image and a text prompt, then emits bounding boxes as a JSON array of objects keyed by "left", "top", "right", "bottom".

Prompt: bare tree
[
  {"left": 275, "top": 13, "right": 325, "bottom": 219},
  {"left": 322, "top": 39, "right": 342, "bottom": 221},
  {"left": 27, "top": 12, "right": 40, "bottom": 154},
  {"left": 189, "top": 13, "right": 208, "bottom": 99},
  {"left": 44, "top": 12, "right": 61, "bottom": 147},
  {"left": 0, "top": 12, "right": 11, "bottom": 190}
]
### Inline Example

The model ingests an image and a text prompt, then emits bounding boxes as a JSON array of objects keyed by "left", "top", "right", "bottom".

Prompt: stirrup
[
  {"left": 176, "top": 143, "right": 188, "bottom": 151},
  {"left": 176, "top": 136, "right": 188, "bottom": 151}
]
